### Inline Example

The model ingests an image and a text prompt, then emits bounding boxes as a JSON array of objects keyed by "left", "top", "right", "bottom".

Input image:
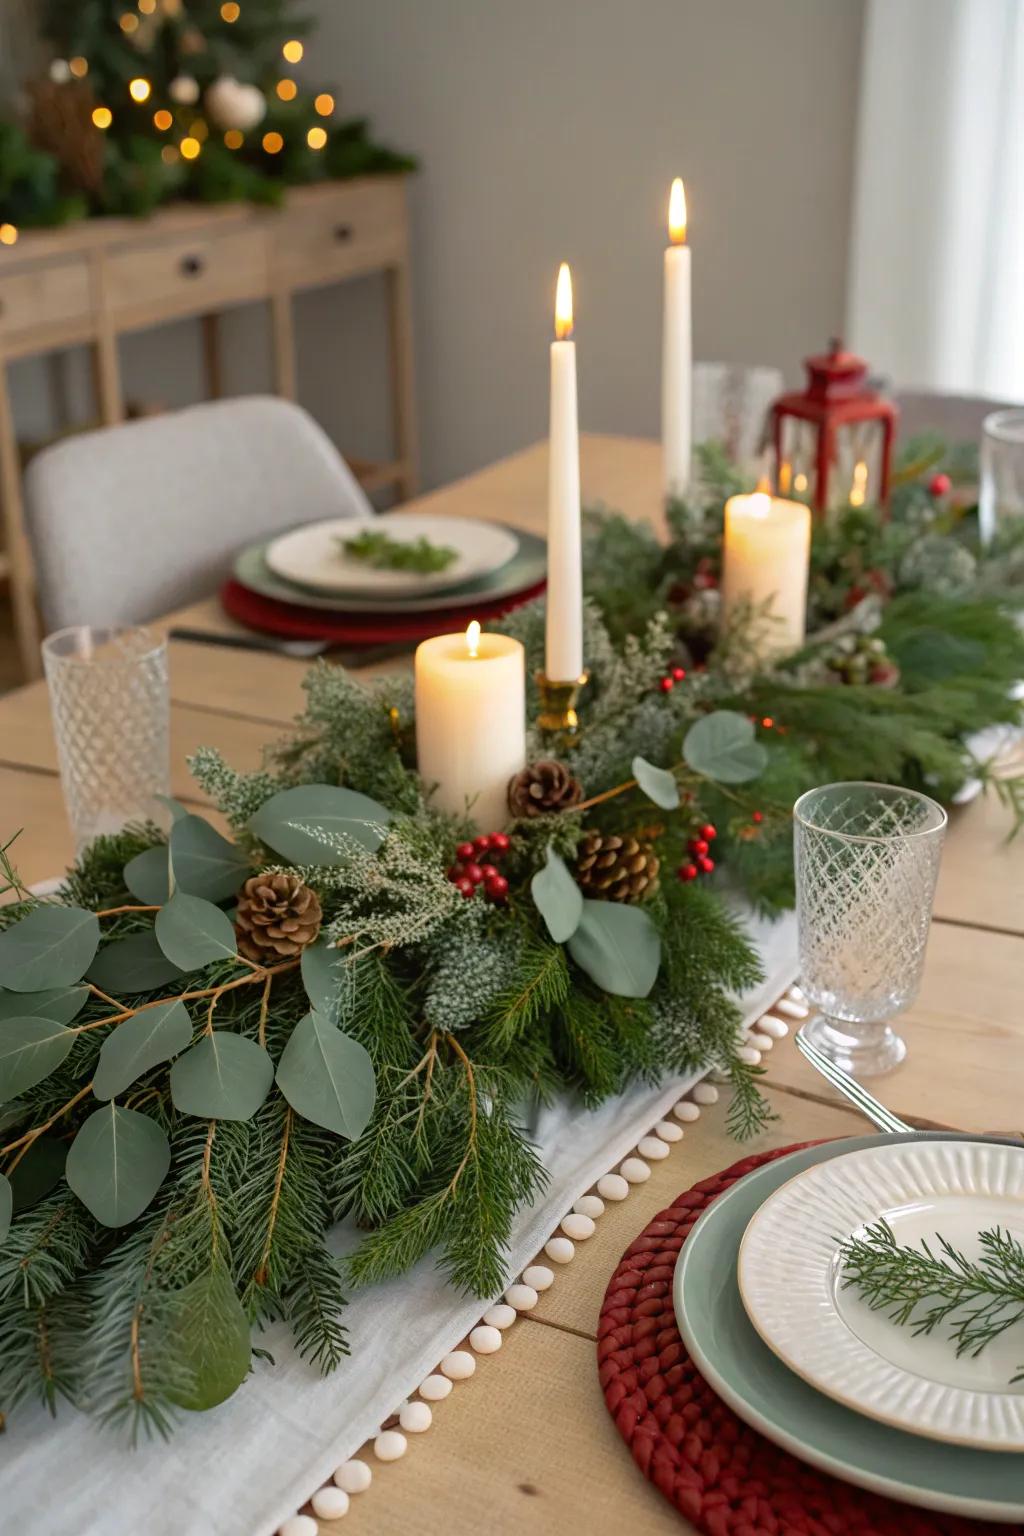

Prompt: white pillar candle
[
  {"left": 415, "top": 622, "right": 526, "bottom": 831},
  {"left": 720, "top": 491, "right": 812, "bottom": 661},
  {"left": 545, "top": 262, "right": 583, "bottom": 683},
  {"left": 662, "top": 178, "right": 692, "bottom": 500}
]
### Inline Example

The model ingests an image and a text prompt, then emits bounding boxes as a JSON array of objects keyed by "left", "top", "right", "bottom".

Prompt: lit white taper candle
[
  {"left": 545, "top": 262, "right": 583, "bottom": 683},
  {"left": 415, "top": 620, "right": 526, "bottom": 831},
  {"left": 662, "top": 178, "right": 692, "bottom": 499}
]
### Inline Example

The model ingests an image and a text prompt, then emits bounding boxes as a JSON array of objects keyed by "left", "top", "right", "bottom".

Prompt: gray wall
[{"left": 5, "top": 0, "right": 865, "bottom": 492}]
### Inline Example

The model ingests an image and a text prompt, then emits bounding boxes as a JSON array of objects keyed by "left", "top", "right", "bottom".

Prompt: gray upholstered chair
[
  {"left": 893, "top": 389, "right": 1022, "bottom": 444},
  {"left": 24, "top": 396, "right": 374, "bottom": 630}
]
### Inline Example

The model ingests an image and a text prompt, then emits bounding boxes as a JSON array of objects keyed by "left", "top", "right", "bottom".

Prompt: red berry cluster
[
  {"left": 658, "top": 664, "right": 688, "bottom": 694},
  {"left": 447, "top": 832, "right": 511, "bottom": 904},
  {"left": 677, "top": 823, "right": 717, "bottom": 882},
  {"left": 928, "top": 471, "right": 952, "bottom": 498}
]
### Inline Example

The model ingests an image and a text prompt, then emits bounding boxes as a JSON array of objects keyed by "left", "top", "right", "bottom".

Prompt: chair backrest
[
  {"left": 893, "top": 389, "right": 1023, "bottom": 445},
  {"left": 694, "top": 362, "right": 784, "bottom": 472},
  {"left": 24, "top": 396, "right": 374, "bottom": 630}
]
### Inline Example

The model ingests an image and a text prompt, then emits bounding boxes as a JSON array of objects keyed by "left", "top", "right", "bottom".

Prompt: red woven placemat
[
  {"left": 597, "top": 1142, "right": 1016, "bottom": 1536},
  {"left": 220, "top": 576, "right": 547, "bottom": 645}
]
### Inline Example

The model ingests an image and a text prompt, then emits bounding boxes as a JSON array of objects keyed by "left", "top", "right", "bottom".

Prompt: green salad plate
[{"left": 674, "top": 1131, "right": 1024, "bottom": 1521}]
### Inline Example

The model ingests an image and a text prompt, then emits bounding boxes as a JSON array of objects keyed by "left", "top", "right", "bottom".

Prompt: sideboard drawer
[
  {"left": 272, "top": 180, "right": 406, "bottom": 287},
  {"left": 0, "top": 258, "right": 92, "bottom": 344},
  {"left": 104, "top": 226, "right": 268, "bottom": 324}
]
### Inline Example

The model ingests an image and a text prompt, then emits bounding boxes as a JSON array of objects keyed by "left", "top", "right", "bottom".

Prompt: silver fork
[{"left": 795, "top": 1025, "right": 911, "bottom": 1133}]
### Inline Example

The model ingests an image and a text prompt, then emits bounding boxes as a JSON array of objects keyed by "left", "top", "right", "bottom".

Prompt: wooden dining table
[{"left": 0, "top": 433, "right": 1021, "bottom": 1535}]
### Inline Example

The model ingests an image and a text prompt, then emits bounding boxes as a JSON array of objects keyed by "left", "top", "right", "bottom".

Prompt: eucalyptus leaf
[
  {"left": 155, "top": 894, "right": 237, "bottom": 972},
  {"left": 165, "top": 1254, "right": 251, "bottom": 1411},
  {"left": 0, "top": 1174, "right": 10, "bottom": 1247},
  {"left": 0, "top": 1016, "right": 75, "bottom": 1099},
  {"left": 170, "top": 1032, "right": 274, "bottom": 1121},
  {"left": 632, "top": 754, "right": 680, "bottom": 811},
  {"left": 88, "top": 931, "right": 185, "bottom": 994},
  {"left": 276, "top": 1011, "right": 376, "bottom": 1139},
  {"left": 10, "top": 1136, "right": 66, "bottom": 1213},
  {"left": 250, "top": 785, "right": 390, "bottom": 865},
  {"left": 169, "top": 816, "right": 250, "bottom": 904},
  {"left": 66, "top": 1104, "right": 170, "bottom": 1228},
  {"left": 0, "top": 1101, "right": 27, "bottom": 1134},
  {"left": 300, "top": 939, "right": 347, "bottom": 1024},
  {"left": 0, "top": 985, "right": 88, "bottom": 1026},
  {"left": 683, "top": 710, "right": 767, "bottom": 784},
  {"left": 567, "top": 899, "right": 661, "bottom": 999},
  {"left": 0, "top": 906, "right": 100, "bottom": 992},
  {"left": 124, "top": 844, "right": 171, "bottom": 905},
  {"left": 531, "top": 845, "right": 584, "bottom": 944},
  {"left": 93, "top": 998, "right": 194, "bottom": 1102},
  {"left": 155, "top": 794, "right": 190, "bottom": 823}
]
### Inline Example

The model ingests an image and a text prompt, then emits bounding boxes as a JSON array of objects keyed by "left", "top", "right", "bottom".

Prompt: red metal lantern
[{"left": 770, "top": 340, "right": 898, "bottom": 518}]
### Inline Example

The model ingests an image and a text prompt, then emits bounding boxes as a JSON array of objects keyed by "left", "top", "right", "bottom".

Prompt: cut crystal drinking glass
[
  {"left": 42, "top": 626, "right": 170, "bottom": 853},
  {"left": 979, "top": 408, "right": 1024, "bottom": 547},
  {"left": 794, "top": 782, "right": 947, "bottom": 1078}
]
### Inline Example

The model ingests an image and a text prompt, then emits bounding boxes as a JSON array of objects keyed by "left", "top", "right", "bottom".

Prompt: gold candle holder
[{"left": 535, "top": 670, "right": 588, "bottom": 743}]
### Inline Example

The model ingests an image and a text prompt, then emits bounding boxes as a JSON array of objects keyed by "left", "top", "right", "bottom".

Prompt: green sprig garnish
[
  {"left": 840, "top": 1218, "right": 1024, "bottom": 1379},
  {"left": 339, "top": 529, "right": 458, "bottom": 574}
]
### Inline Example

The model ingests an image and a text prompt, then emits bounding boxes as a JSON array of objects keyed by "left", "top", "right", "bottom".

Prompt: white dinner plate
[
  {"left": 738, "top": 1139, "right": 1024, "bottom": 1450},
  {"left": 265, "top": 513, "right": 519, "bottom": 597}
]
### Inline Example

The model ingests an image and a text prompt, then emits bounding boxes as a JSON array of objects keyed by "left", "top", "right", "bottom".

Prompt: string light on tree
[
  {"left": 170, "top": 75, "right": 200, "bottom": 105},
  {"left": 92, "top": 106, "right": 113, "bottom": 130},
  {"left": 180, "top": 135, "right": 201, "bottom": 160},
  {"left": 129, "top": 78, "right": 151, "bottom": 102},
  {"left": 153, "top": 109, "right": 172, "bottom": 131},
  {"left": 276, "top": 79, "right": 297, "bottom": 101},
  {"left": 307, "top": 126, "right": 327, "bottom": 150},
  {"left": 282, "top": 40, "right": 304, "bottom": 63},
  {"left": 314, "top": 93, "right": 334, "bottom": 117},
  {"left": 224, "top": 129, "right": 244, "bottom": 149},
  {"left": 69, "top": 57, "right": 88, "bottom": 78},
  {"left": 138, "top": 0, "right": 157, "bottom": 13},
  {"left": 0, "top": 224, "right": 18, "bottom": 246},
  {"left": 119, "top": 12, "right": 139, "bottom": 34},
  {"left": 262, "top": 131, "right": 284, "bottom": 155},
  {"left": 220, "top": 2, "right": 241, "bottom": 20}
]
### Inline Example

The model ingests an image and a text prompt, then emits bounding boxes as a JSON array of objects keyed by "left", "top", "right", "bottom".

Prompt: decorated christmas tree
[{"left": 0, "top": 0, "right": 414, "bottom": 232}]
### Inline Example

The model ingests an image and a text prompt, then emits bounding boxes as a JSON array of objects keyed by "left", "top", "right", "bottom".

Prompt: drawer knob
[
  {"left": 180, "top": 254, "right": 205, "bottom": 277},
  {"left": 334, "top": 224, "right": 353, "bottom": 243}
]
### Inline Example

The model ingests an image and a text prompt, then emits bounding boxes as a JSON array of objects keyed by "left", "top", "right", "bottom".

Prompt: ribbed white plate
[
  {"left": 738, "top": 1139, "right": 1024, "bottom": 1450},
  {"left": 265, "top": 512, "right": 518, "bottom": 596}
]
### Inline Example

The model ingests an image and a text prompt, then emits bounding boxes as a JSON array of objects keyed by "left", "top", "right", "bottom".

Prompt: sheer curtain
[{"left": 846, "top": 0, "right": 1024, "bottom": 399}]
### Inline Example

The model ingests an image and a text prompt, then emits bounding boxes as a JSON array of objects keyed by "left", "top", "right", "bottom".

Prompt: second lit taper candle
[
  {"left": 545, "top": 262, "right": 583, "bottom": 683},
  {"left": 662, "top": 178, "right": 692, "bottom": 499}
]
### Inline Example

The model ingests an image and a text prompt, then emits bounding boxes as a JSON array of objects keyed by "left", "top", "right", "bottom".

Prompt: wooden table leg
[
  {"left": 201, "top": 312, "right": 223, "bottom": 400},
  {"left": 387, "top": 260, "right": 420, "bottom": 501},
  {"left": 0, "top": 359, "right": 43, "bottom": 680},
  {"left": 270, "top": 289, "right": 297, "bottom": 402}
]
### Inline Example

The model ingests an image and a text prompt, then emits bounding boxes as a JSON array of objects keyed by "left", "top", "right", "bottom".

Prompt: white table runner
[{"left": 3, "top": 909, "right": 797, "bottom": 1536}]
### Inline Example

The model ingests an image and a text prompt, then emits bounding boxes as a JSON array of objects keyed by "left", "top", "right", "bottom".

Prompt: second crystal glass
[
  {"left": 794, "top": 781, "right": 946, "bottom": 1078},
  {"left": 42, "top": 626, "right": 171, "bottom": 852}
]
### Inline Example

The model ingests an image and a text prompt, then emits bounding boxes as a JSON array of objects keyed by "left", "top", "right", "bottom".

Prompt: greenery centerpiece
[{"left": 0, "top": 437, "right": 1021, "bottom": 1442}]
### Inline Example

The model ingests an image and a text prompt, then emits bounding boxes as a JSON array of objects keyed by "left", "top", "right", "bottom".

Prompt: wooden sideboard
[{"left": 0, "top": 175, "right": 419, "bottom": 679}]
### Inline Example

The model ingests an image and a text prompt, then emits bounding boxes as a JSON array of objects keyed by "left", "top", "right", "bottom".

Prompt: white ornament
[
  {"left": 637, "top": 1136, "right": 670, "bottom": 1161},
  {"left": 736, "top": 1045, "right": 762, "bottom": 1066},
  {"left": 373, "top": 1430, "right": 407, "bottom": 1462},
  {"left": 560, "top": 1212, "right": 595, "bottom": 1241},
  {"left": 504, "top": 1283, "right": 538, "bottom": 1311},
  {"left": 311, "top": 1486, "right": 350, "bottom": 1520},
  {"left": 597, "top": 1172, "right": 630, "bottom": 1201},
  {"left": 655, "top": 1120, "right": 683, "bottom": 1142},
  {"left": 205, "top": 74, "right": 266, "bottom": 132},
  {"left": 469, "top": 1324, "right": 502, "bottom": 1354},
  {"left": 399, "top": 1400, "right": 433, "bottom": 1433},
  {"left": 49, "top": 60, "right": 72, "bottom": 85},
  {"left": 169, "top": 74, "right": 200, "bottom": 106},
  {"left": 672, "top": 1101, "right": 701, "bottom": 1123},
  {"left": 544, "top": 1235, "right": 575, "bottom": 1263},
  {"left": 777, "top": 998, "right": 809, "bottom": 1019},
  {"left": 279, "top": 1519, "right": 317, "bottom": 1536},
  {"left": 758, "top": 1015, "right": 789, "bottom": 1039},
  {"left": 418, "top": 1374, "right": 453, "bottom": 1402},
  {"left": 334, "top": 1460, "right": 372, "bottom": 1493},
  {"left": 574, "top": 1194, "right": 605, "bottom": 1218},
  {"left": 749, "top": 1032, "right": 772, "bottom": 1052},
  {"left": 439, "top": 1349, "right": 476, "bottom": 1380},
  {"left": 483, "top": 1303, "right": 517, "bottom": 1329},
  {"left": 521, "top": 1264, "right": 554, "bottom": 1291},
  {"left": 620, "top": 1157, "right": 651, "bottom": 1184},
  {"left": 692, "top": 1083, "right": 719, "bottom": 1105}
]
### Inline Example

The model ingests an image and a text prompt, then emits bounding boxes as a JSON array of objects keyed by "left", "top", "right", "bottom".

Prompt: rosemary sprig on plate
[
  {"left": 339, "top": 529, "right": 458, "bottom": 573},
  {"left": 840, "top": 1219, "right": 1024, "bottom": 1379}
]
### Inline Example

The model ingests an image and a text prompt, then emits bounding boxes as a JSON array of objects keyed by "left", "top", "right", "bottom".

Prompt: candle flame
[
  {"left": 465, "top": 620, "right": 481, "bottom": 658},
  {"left": 669, "top": 178, "right": 687, "bottom": 244},
  {"left": 777, "top": 461, "right": 792, "bottom": 495},
  {"left": 849, "top": 459, "right": 868, "bottom": 507},
  {"left": 749, "top": 491, "right": 772, "bottom": 517},
  {"left": 755, "top": 474, "right": 772, "bottom": 495},
  {"left": 555, "top": 262, "right": 573, "bottom": 340},
  {"left": 794, "top": 471, "right": 808, "bottom": 494}
]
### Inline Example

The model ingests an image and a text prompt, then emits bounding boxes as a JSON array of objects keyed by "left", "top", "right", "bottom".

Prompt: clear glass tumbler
[
  {"left": 979, "top": 408, "right": 1024, "bottom": 547},
  {"left": 794, "top": 782, "right": 947, "bottom": 1078},
  {"left": 42, "top": 626, "right": 170, "bottom": 853}
]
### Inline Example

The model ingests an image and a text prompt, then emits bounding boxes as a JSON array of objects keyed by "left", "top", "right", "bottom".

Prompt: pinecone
[
  {"left": 508, "top": 759, "right": 583, "bottom": 818},
  {"left": 575, "top": 831, "right": 660, "bottom": 903},
  {"left": 235, "top": 873, "right": 322, "bottom": 962}
]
